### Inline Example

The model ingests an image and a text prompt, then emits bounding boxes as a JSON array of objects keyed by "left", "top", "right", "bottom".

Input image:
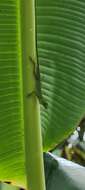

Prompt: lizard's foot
[
  {"left": 42, "top": 101, "right": 48, "bottom": 109},
  {"left": 40, "top": 98, "right": 48, "bottom": 109},
  {"left": 26, "top": 91, "right": 35, "bottom": 98}
]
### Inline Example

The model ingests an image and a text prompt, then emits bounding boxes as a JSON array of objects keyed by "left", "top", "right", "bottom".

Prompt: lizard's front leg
[{"left": 27, "top": 90, "right": 48, "bottom": 109}]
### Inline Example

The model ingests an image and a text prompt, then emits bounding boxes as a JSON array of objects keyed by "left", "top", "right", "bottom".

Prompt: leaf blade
[{"left": 37, "top": 0, "right": 85, "bottom": 150}]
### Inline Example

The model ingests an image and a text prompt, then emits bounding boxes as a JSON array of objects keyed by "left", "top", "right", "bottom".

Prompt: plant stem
[{"left": 20, "top": 0, "right": 46, "bottom": 190}]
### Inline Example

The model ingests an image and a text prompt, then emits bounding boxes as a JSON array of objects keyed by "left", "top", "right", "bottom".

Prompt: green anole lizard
[{"left": 27, "top": 56, "right": 48, "bottom": 109}]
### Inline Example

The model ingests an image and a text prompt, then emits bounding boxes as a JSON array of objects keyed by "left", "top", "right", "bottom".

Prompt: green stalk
[{"left": 20, "top": 0, "right": 46, "bottom": 190}]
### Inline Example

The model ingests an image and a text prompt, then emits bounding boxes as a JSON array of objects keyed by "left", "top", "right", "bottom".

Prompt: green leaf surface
[
  {"left": 44, "top": 153, "right": 85, "bottom": 190},
  {"left": 0, "top": 183, "right": 19, "bottom": 190},
  {"left": 0, "top": 0, "right": 25, "bottom": 187},
  {"left": 36, "top": 0, "right": 85, "bottom": 150}
]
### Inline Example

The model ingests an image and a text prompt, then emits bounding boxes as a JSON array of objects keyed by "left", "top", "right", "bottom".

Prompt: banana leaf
[
  {"left": 0, "top": 0, "right": 85, "bottom": 188},
  {"left": 44, "top": 153, "right": 85, "bottom": 190}
]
